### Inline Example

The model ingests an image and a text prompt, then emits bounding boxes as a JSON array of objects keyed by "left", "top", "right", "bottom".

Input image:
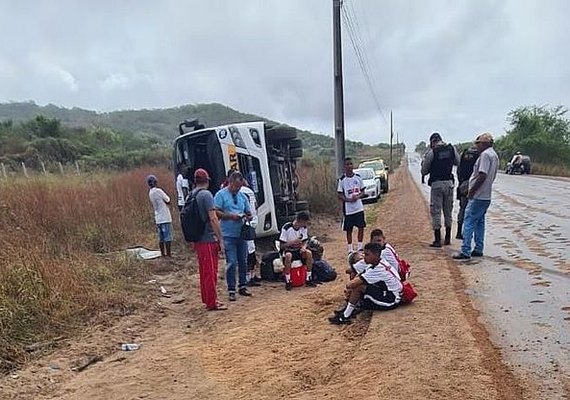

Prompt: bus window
[{"left": 237, "top": 153, "right": 265, "bottom": 207}]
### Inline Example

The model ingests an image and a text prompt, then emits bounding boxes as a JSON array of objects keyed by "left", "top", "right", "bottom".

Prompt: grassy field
[
  {"left": 531, "top": 162, "right": 570, "bottom": 177},
  {"left": 0, "top": 167, "right": 177, "bottom": 373},
  {"left": 0, "top": 151, "right": 402, "bottom": 374}
]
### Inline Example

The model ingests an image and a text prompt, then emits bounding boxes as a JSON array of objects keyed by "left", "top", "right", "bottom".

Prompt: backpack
[
  {"left": 260, "top": 251, "right": 282, "bottom": 281},
  {"left": 312, "top": 259, "right": 337, "bottom": 282},
  {"left": 180, "top": 189, "right": 206, "bottom": 242},
  {"left": 385, "top": 245, "right": 411, "bottom": 282},
  {"left": 383, "top": 263, "right": 417, "bottom": 305}
]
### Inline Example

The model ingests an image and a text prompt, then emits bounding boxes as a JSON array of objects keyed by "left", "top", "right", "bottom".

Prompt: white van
[{"left": 173, "top": 120, "right": 308, "bottom": 238}]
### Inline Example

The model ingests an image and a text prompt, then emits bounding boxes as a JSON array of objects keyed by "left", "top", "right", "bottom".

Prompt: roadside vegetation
[
  {"left": 0, "top": 168, "right": 176, "bottom": 373},
  {"left": 415, "top": 105, "right": 570, "bottom": 177}
]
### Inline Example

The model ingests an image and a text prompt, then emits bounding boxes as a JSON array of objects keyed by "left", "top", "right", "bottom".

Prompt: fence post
[
  {"left": 75, "top": 161, "right": 80, "bottom": 175},
  {"left": 1, "top": 163, "right": 6, "bottom": 180},
  {"left": 21, "top": 162, "right": 29, "bottom": 178},
  {"left": 40, "top": 161, "right": 47, "bottom": 175},
  {"left": 58, "top": 162, "right": 64, "bottom": 175}
]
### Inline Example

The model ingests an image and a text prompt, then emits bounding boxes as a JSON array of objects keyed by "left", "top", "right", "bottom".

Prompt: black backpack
[
  {"left": 180, "top": 189, "right": 206, "bottom": 242},
  {"left": 312, "top": 259, "right": 337, "bottom": 282}
]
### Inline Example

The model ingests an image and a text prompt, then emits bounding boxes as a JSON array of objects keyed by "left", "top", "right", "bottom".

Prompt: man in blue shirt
[{"left": 214, "top": 171, "right": 253, "bottom": 301}]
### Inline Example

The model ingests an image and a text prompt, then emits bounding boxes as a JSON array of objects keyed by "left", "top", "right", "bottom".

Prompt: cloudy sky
[{"left": 1, "top": 0, "right": 569, "bottom": 146}]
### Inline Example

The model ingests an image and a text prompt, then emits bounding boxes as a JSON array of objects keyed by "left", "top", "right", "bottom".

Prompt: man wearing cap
[
  {"left": 188, "top": 168, "right": 227, "bottom": 310},
  {"left": 147, "top": 174, "right": 173, "bottom": 257},
  {"left": 421, "top": 132, "right": 460, "bottom": 247},
  {"left": 453, "top": 133, "right": 499, "bottom": 260},
  {"left": 214, "top": 171, "right": 253, "bottom": 301}
]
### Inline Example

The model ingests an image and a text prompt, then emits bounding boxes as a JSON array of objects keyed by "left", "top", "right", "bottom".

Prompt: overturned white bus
[{"left": 174, "top": 120, "right": 308, "bottom": 238}]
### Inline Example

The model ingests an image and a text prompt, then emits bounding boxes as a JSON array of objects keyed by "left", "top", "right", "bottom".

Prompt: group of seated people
[{"left": 277, "top": 212, "right": 405, "bottom": 325}]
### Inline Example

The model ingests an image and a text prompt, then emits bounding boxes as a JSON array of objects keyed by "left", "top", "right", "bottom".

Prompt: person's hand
[
  {"left": 230, "top": 213, "right": 241, "bottom": 221},
  {"left": 218, "top": 241, "right": 225, "bottom": 255}
]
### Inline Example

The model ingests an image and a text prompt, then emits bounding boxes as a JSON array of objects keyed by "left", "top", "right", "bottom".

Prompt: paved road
[{"left": 408, "top": 153, "right": 570, "bottom": 398}]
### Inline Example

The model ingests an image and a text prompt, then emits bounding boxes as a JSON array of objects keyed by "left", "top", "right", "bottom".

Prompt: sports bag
[
  {"left": 312, "top": 259, "right": 337, "bottom": 282},
  {"left": 385, "top": 245, "right": 411, "bottom": 281},
  {"left": 384, "top": 259, "right": 417, "bottom": 305},
  {"left": 180, "top": 189, "right": 206, "bottom": 242}
]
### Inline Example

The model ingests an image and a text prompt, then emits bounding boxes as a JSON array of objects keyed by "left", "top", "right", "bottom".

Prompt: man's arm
[
  {"left": 208, "top": 209, "right": 225, "bottom": 252},
  {"left": 453, "top": 147, "right": 461, "bottom": 166},
  {"left": 421, "top": 149, "right": 434, "bottom": 176},
  {"left": 160, "top": 189, "right": 171, "bottom": 204},
  {"left": 467, "top": 172, "right": 487, "bottom": 199}
]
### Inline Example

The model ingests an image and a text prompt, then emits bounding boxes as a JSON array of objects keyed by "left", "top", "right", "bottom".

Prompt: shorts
[
  {"left": 342, "top": 211, "right": 366, "bottom": 231},
  {"left": 247, "top": 251, "right": 258, "bottom": 271},
  {"left": 362, "top": 281, "right": 399, "bottom": 310},
  {"left": 156, "top": 223, "right": 173, "bottom": 242}
]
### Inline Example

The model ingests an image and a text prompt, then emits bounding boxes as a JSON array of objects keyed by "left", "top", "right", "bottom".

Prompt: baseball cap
[
  {"left": 194, "top": 168, "right": 211, "bottom": 182},
  {"left": 146, "top": 174, "right": 157, "bottom": 185},
  {"left": 475, "top": 132, "right": 494, "bottom": 144},
  {"left": 429, "top": 132, "right": 442, "bottom": 142}
]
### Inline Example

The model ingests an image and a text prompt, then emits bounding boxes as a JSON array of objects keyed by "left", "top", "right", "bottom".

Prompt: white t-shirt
[
  {"left": 240, "top": 186, "right": 258, "bottom": 254},
  {"left": 149, "top": 187, "right": 172, "bottom": 224},
  {"left": 469, "top": 147, "right": 499, "bottom": 201},
  {"left": 381, "top": 243, "right": 400, "bottom": 274},
  {"left": 360, "top": 261, "right": 402, "bottom": 294},
  {"left": 337, "top": 174, "right": 365, "bottom": 215},
  {"left": 176, "top": 174, "right": 190, "bottom": 207},
  {"left": 279, "top": 222, "right": 308, "bottom": 247}
]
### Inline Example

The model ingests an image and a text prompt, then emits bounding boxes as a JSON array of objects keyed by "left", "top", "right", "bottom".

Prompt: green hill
[{"left": 0, "top": 102, "right": 403, "bottom": 170}]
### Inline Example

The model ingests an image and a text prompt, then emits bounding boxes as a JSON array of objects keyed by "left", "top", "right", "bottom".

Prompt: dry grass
[
  {"left": 297, "top": 160, "right": 340, "bottom": 215},
  {"left": 0, "top": 167, "right": 175, "bottom": 373},
  {"left": 531, "top": 162, "right": 570, "bottom": 177}
]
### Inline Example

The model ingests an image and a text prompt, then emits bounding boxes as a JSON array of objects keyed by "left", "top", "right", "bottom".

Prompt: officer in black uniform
[
  {"left": 456, "top": 146, "right": 479, "bottom": 239},
  {"left": 421, "top": 132, "right": 460, "bottom": 247}
]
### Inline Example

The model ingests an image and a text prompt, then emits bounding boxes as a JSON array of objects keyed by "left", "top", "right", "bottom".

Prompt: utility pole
[
  {"left": 333, "top": 0, "right": 345, "bottom": 178},
  {"left": 396, "top": 131, "right": 400, "bottom": 163},
  {"left": 389, "top": 111, "right": 393, "bottom": 170}
]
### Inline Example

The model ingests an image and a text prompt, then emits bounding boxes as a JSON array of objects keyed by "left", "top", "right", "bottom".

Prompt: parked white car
[{"left": 354, "top": 168, "right": 381, "bottom": 202}]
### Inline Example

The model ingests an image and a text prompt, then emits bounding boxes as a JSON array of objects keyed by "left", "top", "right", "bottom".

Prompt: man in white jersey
[
  {"left": 330, "top": 242, "right": 402, "bottom": 325},
  {"left": 337, "top": 157, "right": 367, "bottom": 254},
  {"left": 279, "top": 211, "right": 317, "bottom": 291},
  {"left": 147, "top": 174, "right": 173, "bottom": 257},
  {"left": 175, "top": 163, "right": 190, "bottom": 212}
]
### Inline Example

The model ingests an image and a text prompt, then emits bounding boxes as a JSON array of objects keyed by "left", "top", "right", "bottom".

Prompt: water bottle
[{"left": 121, "top": 343, "right": 141, "bottom": 351}]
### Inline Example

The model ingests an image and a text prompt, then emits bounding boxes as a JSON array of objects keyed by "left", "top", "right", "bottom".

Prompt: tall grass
[
  {"left": 297, "top": 160, "right": 340, "bottom": 215},
  {"left": 531, "top": 162, "right": 570, "bottom": 177},
  {"left": 0, "top": 167, "right": 174, "bottom": 373}
]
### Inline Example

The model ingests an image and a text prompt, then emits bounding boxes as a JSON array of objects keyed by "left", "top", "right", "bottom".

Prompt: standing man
[
  {"left": 240, "top": 180, "right": 262, "bottom": 286},
  {"left": 421, "top": 132, "right": 460, "bottom": 247},
  {"left": 175, "top": 163, "right": 190, "bottom": 211},
  {"left": 189, "top": 168, "right": 227, "bottom": 311},
  {"left": 147, "top": 174, "right": 173, "bottom": 257},
  {"left": 214, "top": 171, "right": 253, "bottom": 301},
  {"left": 337, "top": 157, "right": 367, "bottom": 254},
  {"left": 453, "top": 133, "right": 499, "bottom": 260},
  {"left": 456, "top": 146, "right": 479, "bottom": 239}
]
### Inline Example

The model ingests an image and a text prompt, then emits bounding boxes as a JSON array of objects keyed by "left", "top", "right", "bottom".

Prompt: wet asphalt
[{"left": 408, "top": 153, "right": 570, "bottom": 398}]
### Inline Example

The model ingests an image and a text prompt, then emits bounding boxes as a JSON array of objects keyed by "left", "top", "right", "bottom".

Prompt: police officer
[
  {"left": 421, "top": 132, "right": 460, "bottom": 247},
  {"left": 456, "top": 146, "right": 479, "bottom": 239}
]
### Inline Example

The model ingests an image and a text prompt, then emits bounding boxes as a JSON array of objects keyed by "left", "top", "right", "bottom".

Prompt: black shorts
[
  {"left": 247, "top": 251, "right": 258, "bottom": 270},
  {"left": 343, "top": 211, "right": 366, "bottom": 231},
  {"left": 361, "top": 281, "right": 399, "bottom": 310}
]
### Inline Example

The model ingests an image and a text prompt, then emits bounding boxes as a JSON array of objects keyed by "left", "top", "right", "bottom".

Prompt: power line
[{"left": 341, "top": 0, "right": 390, "bottom": 128}]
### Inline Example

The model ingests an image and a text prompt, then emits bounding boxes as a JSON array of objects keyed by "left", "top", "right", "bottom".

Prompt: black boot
[
  {"left": 430, "top": 229, "right": 442, "bottom": 247},
  {"left": 444, "top": 227, "right": 451, "bottom": 245},
  {"left": 456, "top": 223, "right": 463, "bottom": 240}
]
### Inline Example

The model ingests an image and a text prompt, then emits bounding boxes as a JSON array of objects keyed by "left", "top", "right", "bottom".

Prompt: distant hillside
[{"left": 0, "top": 102, "right": 402, "bottom": 156}]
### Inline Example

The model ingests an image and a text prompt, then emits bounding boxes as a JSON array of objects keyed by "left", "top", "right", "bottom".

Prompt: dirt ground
[{"left": 0, "top": 167, "right": 533, "bottom": 400}]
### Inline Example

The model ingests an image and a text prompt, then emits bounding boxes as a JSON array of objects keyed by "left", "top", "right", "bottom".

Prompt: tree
[
  {"left": 415, "top": 141, "right": 427, "bottom": 154},
  {"left": 496, "top": 105, "right": 570, "bottom": 166}
]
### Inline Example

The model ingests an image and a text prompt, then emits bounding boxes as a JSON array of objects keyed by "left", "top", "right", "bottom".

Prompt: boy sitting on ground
[
  {"left": 370, "top": 228, "right": 401, "bottom": 275},
  {"left": 279, "top": 211, "right": 317, "bottom": 291},
  {"left": 330, "top": 242, "right": 402, "bottom": 325}
]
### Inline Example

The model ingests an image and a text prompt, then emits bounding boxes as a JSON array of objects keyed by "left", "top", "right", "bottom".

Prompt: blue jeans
[
  {"left": 223, "top": 236, "right": 248, "bottom": 293},
  {"left": 461, "top": 199, "right": 491, "bottom": 256}
]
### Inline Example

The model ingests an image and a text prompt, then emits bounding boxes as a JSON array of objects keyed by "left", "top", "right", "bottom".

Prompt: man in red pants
[{"left": 189, "top": 169, "right": 227, "bottom": 311}]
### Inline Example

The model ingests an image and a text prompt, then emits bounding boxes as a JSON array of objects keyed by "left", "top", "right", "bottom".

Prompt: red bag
[
  {"left": 400, "top": 281, "right": 417, "bottom": 304},
  {"left": 385, "top": 245, "right": 411, "bottom": 281}
]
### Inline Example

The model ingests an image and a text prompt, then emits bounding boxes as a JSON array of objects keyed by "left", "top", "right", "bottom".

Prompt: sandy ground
[{"left": 0, "top": 167, "right": 532, "bottom": 400}]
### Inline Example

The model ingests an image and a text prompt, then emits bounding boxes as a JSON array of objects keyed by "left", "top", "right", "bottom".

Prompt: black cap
[{"left": 429, "top": 132, "right": 442, "bottom": 142}]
